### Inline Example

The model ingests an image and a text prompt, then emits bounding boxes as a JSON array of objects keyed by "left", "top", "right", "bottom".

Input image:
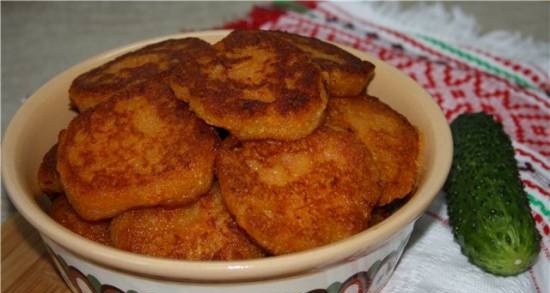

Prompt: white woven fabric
[{"left": 382, "top": 194, "right": 547, "bottom": 293}]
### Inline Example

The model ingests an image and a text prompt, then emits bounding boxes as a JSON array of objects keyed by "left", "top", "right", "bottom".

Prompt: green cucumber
[{"left": 445, "top": 112, "right": 541, "bottom": 276}]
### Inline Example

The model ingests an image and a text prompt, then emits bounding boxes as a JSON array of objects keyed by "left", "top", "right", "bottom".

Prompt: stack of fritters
[{"left": 39, "top": 30, "right": 420, "bottom": 260}]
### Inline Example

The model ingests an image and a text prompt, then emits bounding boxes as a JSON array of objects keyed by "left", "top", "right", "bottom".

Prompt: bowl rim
[{"left": 2, "top": 29, "right": 453, "bottom": 282}]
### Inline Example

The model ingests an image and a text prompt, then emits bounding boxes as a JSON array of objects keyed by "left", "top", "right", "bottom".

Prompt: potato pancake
[
  {"left": 217, "top": 126, "right": 381, "bottom": 255},
  {"left": 38, "top": 144, "right": 63, "bottom": 198},
  {"left": 57, "top": 82, "right": 219, "bottom": 220},
  {"left": 169, "top": 29, "right": 327, "bottom": 140},
  {"left": 326, "top": 95, "right": 420, "bottom": 205},
  {"left": 70, "top": 38, "right": 211, "bottom": 112},
  {"left": 49, "top": 196, "right": 111, "bottom": 245},
  {"left": 271, "top": 31, "right": 375, "bottom": 97},
  {"left": 110, "top": 184, "right": 265, "bottom": 260}
]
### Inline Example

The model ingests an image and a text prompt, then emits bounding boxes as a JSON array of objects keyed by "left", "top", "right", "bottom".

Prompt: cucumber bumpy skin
[{"left": 445, "top": 112, "right": 541, "bottom": 276}]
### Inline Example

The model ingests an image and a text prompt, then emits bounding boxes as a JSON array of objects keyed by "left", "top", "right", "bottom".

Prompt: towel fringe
[{"left": 345, "top": 2, "right": 548, "bottom": 70}]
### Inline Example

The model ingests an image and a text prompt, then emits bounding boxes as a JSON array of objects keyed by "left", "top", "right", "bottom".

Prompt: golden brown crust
[
  {"left": 38, "top": 144, "right": 63, "bottom": 198},
  {"left": 49, "top": 196, "right": 111, "bottom": 245},
  {"left": 169, "top": 29, "right": 328, "bottom": 140},
  {"left": 69, "top": 38, "right": 212, "bottom": 112},
  {"left": 217, "top": 126, "right": 381, "bottom": 255},
  {"left": 110, "top": 184, "right": 266, "bottom": 260},
  {"left": 326, "top": 95, "right": 420, "bottom": 205},
  {"left": 57, "top": 82, "right": 219, "bottom": 220},
  {"left": 270, "top": 31, "right": 375, "bottom": 97}
]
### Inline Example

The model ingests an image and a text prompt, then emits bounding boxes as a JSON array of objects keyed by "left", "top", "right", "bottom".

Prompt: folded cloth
[{"left": 226, "top": 2, "right": 550, "bottom": 292}]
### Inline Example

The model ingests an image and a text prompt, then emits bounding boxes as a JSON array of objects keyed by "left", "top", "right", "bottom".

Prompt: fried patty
[
  {"left": 49, "top": 196, "right": 111, "bottom": 245},
  {"left": 271, "top": 31, "right": 375, "bottom": 97},
  {"left": 69, "top": 38, "right": 211, "bottom": 112},
  {"left": 110, "top": 184, "right": 265, "bottom": 260},
  {"left": 217, "top": 126, "right": 381, "bottom": 255},
  {"left": 169, "top": 29, "right": 328, "bottom": 140},
  {"left": 57, "top": 82, "right": 219, "bottom": 220},
  {"left": 326, "top": 95, "right": 420, "bottom": 205},
  {"left": 38, "top": 144, "right": 63, "bottom": 198}
]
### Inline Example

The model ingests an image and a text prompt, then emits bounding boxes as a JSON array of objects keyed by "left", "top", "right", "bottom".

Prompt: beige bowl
[{"left": 2, "top": 30, "right": 452, "bottom": 293}]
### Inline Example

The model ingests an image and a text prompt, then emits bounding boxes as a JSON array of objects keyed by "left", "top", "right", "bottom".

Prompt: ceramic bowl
[{"left": 2, "top": 30, "right": 453, "bottom": 293}]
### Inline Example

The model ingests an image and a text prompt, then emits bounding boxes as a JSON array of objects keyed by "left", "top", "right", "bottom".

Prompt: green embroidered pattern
[
  {"left": 418, "top": 35, "right": 537, "bottom": 90},
  {"left": 528, "top": 193, "right": 550, "bottom": 219}
]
